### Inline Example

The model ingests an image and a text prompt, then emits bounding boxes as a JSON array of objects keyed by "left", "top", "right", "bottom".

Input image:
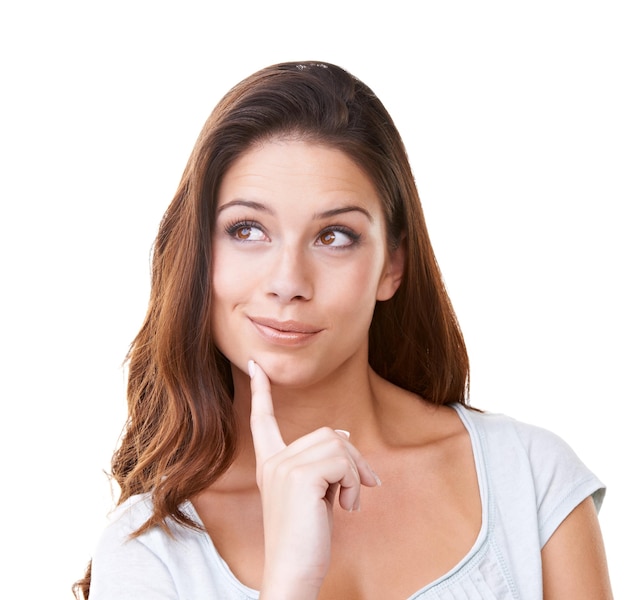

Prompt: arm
[{"left": 541, "top": 495, "right": 613, "bottom": 600}]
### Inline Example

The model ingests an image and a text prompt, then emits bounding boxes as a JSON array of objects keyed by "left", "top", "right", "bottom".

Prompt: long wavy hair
[{"left": 74, "top": 60, "right": 469, "bottom": 598}]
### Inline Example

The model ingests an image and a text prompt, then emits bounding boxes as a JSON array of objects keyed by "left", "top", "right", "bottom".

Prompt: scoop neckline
[
  {"left": 404, "top": 403, "right": 490, "bottom": 597},
  {"left": 184, "top": 402, "right": 490, "bottom": 599}
]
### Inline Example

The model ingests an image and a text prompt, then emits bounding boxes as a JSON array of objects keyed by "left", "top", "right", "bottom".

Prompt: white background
[{"left": 1, "top": 1, "right": 624, "bottom": 597}]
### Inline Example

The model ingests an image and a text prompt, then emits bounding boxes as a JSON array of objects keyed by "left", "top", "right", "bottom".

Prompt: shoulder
[
  {"left": 90, "top": 494, "right": 177, "bottom": 598},
  {"left": 93, "top": 493, "right": 178, "bottom": 549},
  {"left": 90, "top": 494, "right": 208, "bottom": 598},
  {"left": 457, "top": 404, "right": 601, "bottom": 489},
  {"left": 454, "top": 404, "right": 605, "bottom": 545},
  {"left": 90, "top": 494, "right": 259, "bottom": 599},
  {"left": 93, "top": 493, "right": 205, "bottom": 556},
  {"left": 456, "top": 404, "right": 577, "bottom": 457},
  {"left": 101, "top": 493, "right": 156, "bottom": 536}
]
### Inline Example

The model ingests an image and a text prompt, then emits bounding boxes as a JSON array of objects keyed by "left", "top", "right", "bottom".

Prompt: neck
[{"left": 230, "top": 359, "right": 384, "bottom": 447}]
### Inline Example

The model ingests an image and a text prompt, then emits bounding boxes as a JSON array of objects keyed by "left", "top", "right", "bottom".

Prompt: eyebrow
[
  {"left": 313, "top": 205, "right": 373, "bottom": 222},
  {"left": 217, "top": 199, "right": 276, "bottom": 215},
  {"left": 218, "top": 199, "right": 373, "bottom": 222}
]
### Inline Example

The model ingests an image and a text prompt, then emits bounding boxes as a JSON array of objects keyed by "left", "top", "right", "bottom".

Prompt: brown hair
[{"left": 73, "top": 60, "right": 469, "bottom": 598}]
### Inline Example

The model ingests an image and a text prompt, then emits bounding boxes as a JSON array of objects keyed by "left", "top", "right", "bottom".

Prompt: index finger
[{"left": 248, "top": 360, "right": 286, "bottom": 467}]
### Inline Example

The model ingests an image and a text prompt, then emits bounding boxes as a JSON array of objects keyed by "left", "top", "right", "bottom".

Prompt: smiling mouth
[{"left": 249, "top": 317, "right": 322, "bottom": 344}]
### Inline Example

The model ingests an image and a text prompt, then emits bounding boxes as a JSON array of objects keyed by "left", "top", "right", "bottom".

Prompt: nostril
[{"left": 265, "top": 255, "right": 313, "bottom": 302}]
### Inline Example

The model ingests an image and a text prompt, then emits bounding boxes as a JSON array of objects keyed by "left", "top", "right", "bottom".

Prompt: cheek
[
  {"left": 322, "top": 256, "right": 383, "bottom": 315},
  {"left": 212, "top": 247, "right": 257, "bottom": 302},
  {"left": 210, "top": 250, "right": 253, "bottom": 359}
]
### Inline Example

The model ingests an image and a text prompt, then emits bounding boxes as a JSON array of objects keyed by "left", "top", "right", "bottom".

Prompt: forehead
[{"left": 218, "top": 139, "right": 382, "bottom": 212}]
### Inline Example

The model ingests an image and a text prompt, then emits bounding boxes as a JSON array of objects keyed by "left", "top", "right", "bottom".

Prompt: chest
[
  {"left": 321, "top": 456, "right": 482, "bottom": 599},
  {"left": 195, "top": 444, "right": 482, "bottom": 599}
]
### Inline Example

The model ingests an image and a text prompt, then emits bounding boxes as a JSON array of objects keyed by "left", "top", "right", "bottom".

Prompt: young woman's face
[{"left": 211, "top": 138, "right": 402, "bottom": 387}]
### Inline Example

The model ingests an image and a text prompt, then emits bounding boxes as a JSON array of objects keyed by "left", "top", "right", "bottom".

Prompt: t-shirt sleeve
[
  {"left": 89, "top": 503, "right": 178, "bottom": 600},
  {"left": 513, "top": 420, "right": 606, "bottom": 548}
]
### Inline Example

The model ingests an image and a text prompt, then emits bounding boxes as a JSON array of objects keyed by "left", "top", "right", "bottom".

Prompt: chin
[{"left": 253, "top": 353, "right": 331, "bottom": 389}]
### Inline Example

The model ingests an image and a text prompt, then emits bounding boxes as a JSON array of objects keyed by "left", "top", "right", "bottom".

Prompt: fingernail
[
  {"left": 349, "top": 499, "right": 360, "bottom": 512},
  {"left": 335, "top": 429, "right": 350, "bottom": 439},
  {"left": 247, "top": 360, "right": 256, "bottom": 378},
  {"left": 370, "top": 468, "right": 382, "bottom": 487}
]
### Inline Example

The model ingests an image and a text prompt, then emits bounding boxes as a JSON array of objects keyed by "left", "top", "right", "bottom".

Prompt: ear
[{"left": 376, "top": 236, "right": 406, "bottom": 301}]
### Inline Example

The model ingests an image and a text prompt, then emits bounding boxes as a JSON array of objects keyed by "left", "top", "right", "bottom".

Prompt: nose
[{"left": 265, "top": 244, "right": 313, "bottom": 303}]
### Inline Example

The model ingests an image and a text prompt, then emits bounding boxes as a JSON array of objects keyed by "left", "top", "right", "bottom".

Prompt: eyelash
[
  {"left": 224, "top": 219, "right": 266, "bottom": 242},
  {"left": 318, "top": 225, "right": 361, "bottom": 247},
  {"left": 223, "top": 220, "right": 361, "bottom": 247}
]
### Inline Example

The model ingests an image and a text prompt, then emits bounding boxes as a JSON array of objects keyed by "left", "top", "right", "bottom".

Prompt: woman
[{"left": 75, "top": 61, "right": 612, "bottom": 599}]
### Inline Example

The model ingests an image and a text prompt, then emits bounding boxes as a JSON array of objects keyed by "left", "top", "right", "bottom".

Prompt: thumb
[{"left": 248, "top": 360, "right": 286, "bottom": 476}]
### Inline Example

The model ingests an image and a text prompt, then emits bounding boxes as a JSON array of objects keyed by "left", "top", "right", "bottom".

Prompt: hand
[{"left": 248, "top": 360, "right": 380, "bottom": 598}]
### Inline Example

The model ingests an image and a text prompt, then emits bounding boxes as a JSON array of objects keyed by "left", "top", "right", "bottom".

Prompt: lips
[
  {"left": 250, "top": 317, "right": 322, "bottom": 334},
  {"left": 249, "top": 316, "right": 322, "bottom": 345}
]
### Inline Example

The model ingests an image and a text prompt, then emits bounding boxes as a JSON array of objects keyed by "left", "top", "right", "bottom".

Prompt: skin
[
  {"left": 192, "top": 138, "right": 612, "bottom": 599},
  {"left": 210, "top": 138, "right": 401, "bottom": 389},
  {"left": 542, "top": 496, "right": 613, "bottom": 599}
]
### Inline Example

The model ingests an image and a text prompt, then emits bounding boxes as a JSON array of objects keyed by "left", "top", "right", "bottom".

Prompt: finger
[
  {"left": 326, "top": 457, "right": 361, "bottom": 512},
  {"left": 335, "top": 434, "right": 381, "bottom": 489},
  {"left": 305, "top": 455, "right": 362, "bottom": 512},
  {"left": 325, "top": 482, "right": 340, "bottom": 506},
  {"left": 280, "top": 427, "right": 381, "bottom": 489},
  {"left": 249, "top": 360, "right": 286, "bottom": 468},
  {"left": 273, "top": 434, "right": 378, "bottom": 511}
]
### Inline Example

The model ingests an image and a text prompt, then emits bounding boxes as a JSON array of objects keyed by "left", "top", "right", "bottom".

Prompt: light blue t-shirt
[{"left": 90, "top": 404, "right": 605, "bottom": 599}]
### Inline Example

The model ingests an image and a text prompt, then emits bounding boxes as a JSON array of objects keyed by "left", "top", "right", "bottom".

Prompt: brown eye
[
  {"left": 319, "top": 231, "right": 336, "bottom": 245},
  {"left": 227, "top": 222, "right": 266, "bottom": 241},
  {"left": 236, "top": 226, "right": 252, "bottom": 240}
]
